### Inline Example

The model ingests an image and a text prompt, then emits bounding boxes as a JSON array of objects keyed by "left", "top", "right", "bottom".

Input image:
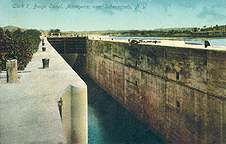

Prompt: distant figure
[
  {"left": 112, "top": 38, "right": 113, "bottom": 40},
  {"left": 154, "top": 40, "right": 157, "bottom": 44},
  {"left": 204, "top": 40, "right": 210, "bottom": 48},
  {"left": 58, "top": 98, "right": 63, "bottom": 120}
]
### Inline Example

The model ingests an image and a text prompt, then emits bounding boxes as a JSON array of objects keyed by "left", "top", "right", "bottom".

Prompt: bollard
[
  {"left": 6, "top": 59, "right": 18, "bottom": 82},
  {"left": 42, "top": 47, "right": 46, "bottom": 52},
  {"left": 204, "top": 40, "right": 210, "bottom": 48},
  {"left": 42, "top": 58, "right": 50, "bottom": 68}
]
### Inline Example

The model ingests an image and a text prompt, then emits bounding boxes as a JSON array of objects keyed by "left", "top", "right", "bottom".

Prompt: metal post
[
  {"left": 42, "top": 58, "right": 50, "bottom": 68},
  {"left": 42, "top": 47, "right": 46, "bottom": 52},
  {"left": 205, "top": 40, "right": 210, "bottom": 48}
]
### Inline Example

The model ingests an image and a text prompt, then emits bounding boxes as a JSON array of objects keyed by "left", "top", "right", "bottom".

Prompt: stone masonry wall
[{"left": 86, "top": 39, "right": 226, "bottom": 144}]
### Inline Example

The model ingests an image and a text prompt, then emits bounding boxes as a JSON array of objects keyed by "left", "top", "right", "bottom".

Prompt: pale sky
[{"left": 0, "top": 0, "right": 226, "bottom": 31}]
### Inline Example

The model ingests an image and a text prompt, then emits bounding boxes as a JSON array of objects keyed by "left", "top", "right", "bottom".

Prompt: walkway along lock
[
  {"left": 42, "top": 58, "right": 50, "bottom": 68},
  {"left": 6, "top": 59, "right": 18, "bottom": 83}
]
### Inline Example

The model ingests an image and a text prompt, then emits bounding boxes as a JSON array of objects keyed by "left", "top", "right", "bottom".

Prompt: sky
[{"left": 0, "top": 0, "right": 226, "bottom": 31}]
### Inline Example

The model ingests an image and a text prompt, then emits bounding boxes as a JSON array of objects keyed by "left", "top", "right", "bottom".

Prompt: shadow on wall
[
  {"left": 72, "top": 54, "right": 86, "bottom": 74},
  {"left": 60, "top": 54, "right": 78, "bottom": 68}
]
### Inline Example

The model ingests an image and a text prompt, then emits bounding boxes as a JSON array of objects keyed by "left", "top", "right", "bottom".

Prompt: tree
[
  {"left": 0, "top": 27, "right": 41, "bottom": 71},
  {"left": 193, "top": 28, "right": 198, "bottom": 32},
  {"left": 55, "top": 29, "right": 60, "bottom": 33},
  {"left": 215, "top": 24, "right": 219, "bottom": 30},
  {"left": 48, "top": 29, "right": 61, "bottom": 36}
]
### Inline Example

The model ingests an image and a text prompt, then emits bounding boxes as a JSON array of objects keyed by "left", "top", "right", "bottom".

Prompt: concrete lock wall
[
  {"left": 61, "top": 86, "right": 87, "bottom": 144},
  {"left": 86, "top": 39, "right": 226, "bottom": 143},
  {"left": 71, "top": 86, "right": 87, "bottom": 144}
]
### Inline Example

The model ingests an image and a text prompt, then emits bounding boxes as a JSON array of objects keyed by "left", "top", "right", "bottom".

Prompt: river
[{"left": 106, "top": 36, "right": 226, "bottom": 47}]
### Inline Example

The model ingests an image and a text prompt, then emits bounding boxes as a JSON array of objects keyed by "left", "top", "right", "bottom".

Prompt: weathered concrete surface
[
  {"left": 0, "top": 36, "right": 87, "bottom": 144},
  {"left": 71, "top": 87, "right": 87, "bottom": 144},
  {"left": 86, "top": 39, "right": 226, "bottom": 144},
  {"left": 6, "top": 60, "right": 18, "bottom": 83}
]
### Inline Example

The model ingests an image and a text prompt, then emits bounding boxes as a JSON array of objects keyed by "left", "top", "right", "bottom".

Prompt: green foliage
[
  {"left": 0, "top": 27, "right": 41, "bottom": 71},
  {"left": 101, "top": 24, "right": 226, "bottom": 38},
  {"left": 48, "top": 29, "right": 61, "bottom": 36}
]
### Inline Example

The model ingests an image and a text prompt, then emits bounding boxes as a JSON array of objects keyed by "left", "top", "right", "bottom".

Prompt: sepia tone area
[{"left": 1, "top": 0, "right": 226, "bottom": 143}]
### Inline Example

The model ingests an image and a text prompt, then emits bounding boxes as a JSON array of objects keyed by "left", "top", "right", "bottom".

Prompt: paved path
[{"left": 0, "top": 36, "right": 86, "bottom": 144}]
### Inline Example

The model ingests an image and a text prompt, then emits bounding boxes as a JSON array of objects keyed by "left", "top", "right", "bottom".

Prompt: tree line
[
  {"left": 0, "top": 27, "right": 41, "bottom": 71},
  {"left": 102, "top": 25, "right": 226, "bottom": 37}
]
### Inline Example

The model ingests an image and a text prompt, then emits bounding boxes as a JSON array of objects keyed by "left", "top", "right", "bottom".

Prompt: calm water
[
  {"left": 80, "top": 75, "right": 166, "bottom": 144},
  {"left": 107, "top": 36, "right": 226, "bottom": 47}
]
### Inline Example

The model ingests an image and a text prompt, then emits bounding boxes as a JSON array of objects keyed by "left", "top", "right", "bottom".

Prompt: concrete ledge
[
  {"left": 88, "top": 37, "right": 226, "bottom": 51},
  {"left": 1, "top": 36, "right": 87, "bottom": 144}
]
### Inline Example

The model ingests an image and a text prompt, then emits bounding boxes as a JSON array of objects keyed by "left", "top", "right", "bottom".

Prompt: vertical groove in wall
[
  {"left": 220, "top": 100, "right": 223, "bottom": 143},
  {"left": 222, "top": 101, "right": 226, "bottom": 143},
  {"left": 164, "top": 47, "right": 169, "bottom": 141},
  {"left": 122, "top": 44, "right": 126, "bottom": 105}
]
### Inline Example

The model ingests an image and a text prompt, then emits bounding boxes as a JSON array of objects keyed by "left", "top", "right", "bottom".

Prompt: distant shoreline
[{"left": 92, "top": 35, "right": 226, "bottom": 41}]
